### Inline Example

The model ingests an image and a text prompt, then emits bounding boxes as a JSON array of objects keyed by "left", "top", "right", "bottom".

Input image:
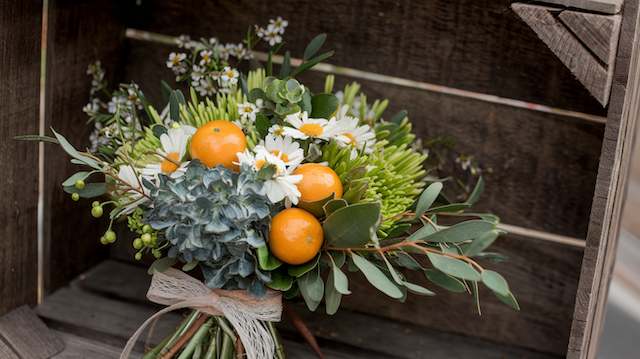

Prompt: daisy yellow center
[
  {"left": 161, "top": 152, "right": 180, "bottom": 174},
  {"left": 299, "top": 123, "right": 324, "bottom": 137},
  {"left": 255, "top": 159, "right": 267, "bottom": 170},
  {"left": 271, "top": 150, "right": 289, "bottom": 162},
  {"left": 225, "top": 70, "right": 235, "bottom": 78},
  {"left": 272, "top": 127, "right": 285, "bottom": 136},
  {"left": 344, "top": 133, "right": 357, "bottom": 145},
  {"left": 243, "top": 107, "right": 253, "bottom": 113}
]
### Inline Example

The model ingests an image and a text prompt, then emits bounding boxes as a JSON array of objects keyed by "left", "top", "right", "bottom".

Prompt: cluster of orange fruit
[{"left": 189, "top": 120, "right": 343, "bottom": 265}]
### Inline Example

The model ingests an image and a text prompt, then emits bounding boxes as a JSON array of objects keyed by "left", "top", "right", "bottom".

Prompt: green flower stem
[
  {"left": 219, "top": 330, "right": 234, "bottom": 359},
  {"left": 204, "top": 327, "right": 219, "bottom": 359},
  {"left": 177, "top": 318, "right": 213, "bottom": 359},
  {"left": 142, "top": 335, "right": 170, "bottom": 359},
  {"left": 159, "top": 310, "right": 200, "bottom": 356},
  {"left": 268, "top": 321, "right": 286, "bottom": 359}
]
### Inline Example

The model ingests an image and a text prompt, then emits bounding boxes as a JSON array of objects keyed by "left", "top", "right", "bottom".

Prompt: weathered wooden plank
[
  {"left": 121, "top": 40, "right": 604, "bottom": 239},
  {"left": 0, "top": 0, "right": 41, "bottom": 315},
  {"left": 512, "top": 3, "right": 616, "bottom": 105},
  {"left": 52, "top": 331, "right": 141, "bottom": 359},
  {"left": 0, "top": 339, "right": 19, "bottom": 359},
  {"left": 120, "top": 0, "right": 606, "bottom": 115},
  {"left": 559, "top": 11, "right": 621, "bottom": 66},
  {"left": 43, "top": 0, "right": 126, "bottom": 292},
  {"left": 77, "top": 260, "right": 560, "bottom": 358},
  {"left": 540, "top": 0, "right": 623, "bottom": 14},
  {"left": 569, "top": 0, "right": 640, "bottom": 357},
  {"left": 0, "top": 306, "right": 65, "bottom": 359}
]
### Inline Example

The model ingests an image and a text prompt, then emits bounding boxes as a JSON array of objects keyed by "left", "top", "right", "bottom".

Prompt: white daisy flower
[
  {"left": 261, "top": 24, "right": 282, "bottom": 46},
  {"left": 191, "top": 65, "right": 205, "bottom": 83},
  {"left": 117, "top": 165, "right": 150, "bottom": 214},
  {"left": 142, "top": 125, "right": 197, "bottom": 180},
  {"left": 199, "top": 50, "right": 213, "bottom": 66},
  {"left": 256, "top": 134, "right": 304, "bottom": 171},
  {"left": 268, "top": 124, "right": 286, "bottom": 137},
  {"left": 269, "top": 17, "right": 288, "bottom": 34},
  {"left": 196, "top": 77, "right": 216, "bottom": 97},
  {"left": 215, "top": 43, "right": 231, "bottom": 61},
  {"left": 236, "top": 147, "right": 302, "bottom": 204},
  {"left": 332, "top": 105, "right": 376, "bottom": 154},
  {"left": 175, "top": 35, "right": 192, "bottom": 48},
  {"left": 166, "top": 52, "right": 187, "bottom": 69},
  {"left": 237, "top": 102, "right": 258, "bottom": 123},
  {"left": 230, "top": 43, "right": 251, "bottom": 60},
  {"left": 283, "top": 111, "right": 332, "bottom": 141}
]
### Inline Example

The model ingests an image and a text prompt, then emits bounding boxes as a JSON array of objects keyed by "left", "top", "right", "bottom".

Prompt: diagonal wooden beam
[
  {"left": 541, "top": 0, "right": 623, "bottom": 14},
  {"left": 512, "top": 3, "right": 622, "bottom": 106}
]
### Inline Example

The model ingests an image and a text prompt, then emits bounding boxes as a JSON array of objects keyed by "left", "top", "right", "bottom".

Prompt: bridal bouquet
[{"left": 27, "top": 18, "right": 518, "bottom": 359}]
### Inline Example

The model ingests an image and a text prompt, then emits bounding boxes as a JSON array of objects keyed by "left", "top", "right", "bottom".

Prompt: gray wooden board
[
  {"left": 76, "top": 260, "right": 566, "bottom": 357},
  {"left": 540, "top": 0, "right": 623, "bottom": 14},
  {"left": 569, "top": 0, "right": 640, "bottom": 357},
  {"left": 118, "top": 0, "right": 606, "bottom": 115},
  {"left": 0, "top": 306, "right": 65, "bottom": 359},
  {"left": 43, "top": 0, "right": 126, "bottom": 293},
  {"left": 0, "top": 0, "right": 41, "bottom": 315},
  {"left": 0, "top": 339, "right": 19, "bottom": 359},
  {"left": 121, "top": 40, "right": 604, "bottom": 239},
  {"left": 52, "top": 331, "right": 141, "bottom": 359}
]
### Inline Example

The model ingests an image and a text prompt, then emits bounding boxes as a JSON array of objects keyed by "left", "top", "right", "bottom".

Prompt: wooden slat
[
  {"left": 0, "top": 306, "right": 65, "bottom": 359},
  {"left": 569, "top": 0, "right": 640, "bottom": 357},
  {"left": 52, "top": 331, "right": 140, "bottom": 359},
  {"left": 121, "top": 40, "right": 603, "bottom": 239},
  {"left": 559, "top": 11, "right": 621, "bottom": 66},
  {"left": 75, "top": 260, "right": 560, "bottom": 359},
  {"left": 43, "top": 0, "right": 126, "bottom": 292},
  {"left": 541, "top": 0, "right": 624, "bottom": 14},
  {"left": 0, "top": 0, "right": 41, "bottom": 315},
  {"left": 118, "top": 0, "right": 606, "bottom": 115},
  {"left": 0, "top": 339, "right": 19, "bottom": 359}
]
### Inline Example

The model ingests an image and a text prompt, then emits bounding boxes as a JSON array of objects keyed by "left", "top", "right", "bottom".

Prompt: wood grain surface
[
  {"left": 0, "top": 0, "right": 42, "bottom": 315},
  {"left": 0, "top": 306, "right": 65, "bottom": 359}
]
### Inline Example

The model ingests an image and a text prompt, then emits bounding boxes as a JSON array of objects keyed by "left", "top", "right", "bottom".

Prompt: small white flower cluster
[
  {"left": 236, "top": 99, "right": 264, "bottom": 127},
  {"left": 86, "top": 61, "right": 107, "bottom": 96},
  {"left": 256, "top": 17, "right": 288, "bottom": 46}
]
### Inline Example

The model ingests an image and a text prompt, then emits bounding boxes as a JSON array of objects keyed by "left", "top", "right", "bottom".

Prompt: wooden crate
[{"left": 2, "top": 0, "right": 640, "bottom": 357}]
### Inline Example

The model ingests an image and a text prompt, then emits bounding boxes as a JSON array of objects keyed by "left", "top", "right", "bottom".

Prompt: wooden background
[{"left": 6, "top": 0, "right": 637, "bottom": 357}]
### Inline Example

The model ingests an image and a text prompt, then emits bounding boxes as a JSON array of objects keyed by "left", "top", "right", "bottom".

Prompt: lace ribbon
[{"left": 120, "top": 268, "right": 282, "bottom": 359}]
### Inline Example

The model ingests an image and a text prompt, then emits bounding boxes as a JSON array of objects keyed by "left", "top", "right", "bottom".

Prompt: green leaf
[
  {"left": 471, "top": 280, "right": 482, "bottom": 315},
  {"left": 291, "top": 51, "right": 334, "bottom": 77},
  {"left": 62, "top": 171, "right": 92, "bottom": 187},
  {"left": 403, "top": 281, "right": 435, "bottom": 296},
  {"left": 464, "top": 230, "right": 501, "bottom": 256},
  {"left": 152, "top": 124, "right": 168, "bottom": 139},
  {"left": 414, "top": 182, "right": 443, "bottom": 220},
  {"left": 14, "top": 134, "right": 59, "bottom": 144},
  {"left": 257, "top": 245, "right": 282, "bottom": 271},
  {"left": 324, "top": 202, "right": 381, "bottom": 248},
  {"left": 182, "top": 261, "right": 198, "bottom": 272},
  {"left": 424, "top": 269, "right": 467, "bottom": 293},
  {"left": 303, "top": 33, "right": 327, "bottom": 60},
  {"left": 324, "top": 271, "right": 342, "bottom": 315},
  {"left": 407, "top": 223, "right": 437, "bottom": 241},
  {"left": 426, "top": 252, "right": 481, "bottom": 281},
  {"left": 267, "top": 271, "right": 294, "bottom": 291},
  {"left": 350, "top": 253, "right": 403, "bottom": 299},
  {"left": 147, "top": 257, "right": 177, "bottom": 275},
  {"left": 481, "top": 270, "right": 510, "bottom": 296},
  {"left": 330, "top": 255, "right": 350, "bottom": 295},
  {"left": 419, "top": 220, "right": 495, "bottom": 243},
  {"left": 248, "top": 88, "right": 266, "bottom": 103},
  {"left": 169, "top": 90, "right": 185, "bottom": 122},
  {"left": 390, "top": 110, "right": 408, "bottom": 124},
  {"left": 51, "top": 128, "right": 101, "bottom": 169},
  {"left": 288, "top": 254, "right": 320, "bottom": 277},
  {"left": 299, "top": 90, "right": 312, "bottom": 113},
  {"left": 427, "top": 203, "right": 471, "bottom": 213},
  {"left": 385, "top": 223, "right": 412, "bottom": 239},
  {"left": 466, "top": 177, "right": 485, "bottom": 205},
  {"left": 494, "top": 290, "right": 520, "bottom": 311},
  {"left": 473, "top": 251, "right": 508, "bottom": 262},
  {"left": 254, "top": 113, "right": 271, "bottom": 138},
  {"left": 310, "top": 93, "right": 339, "bottom": 119},
  {"left": 161, "top": 80, "right": 173, "bottom": 103},
  {"left": 63, "top": 183, "right": 106, "bottom": 198},
  {"left": 323, "top": 199, "right": 348, "bottom": 217},
  {"left": 394, "top": 252, "right": 423, "bottom": 270},
  {"left": 298, "top": 268, "right": 324, "bottom": 311},
  {"left": 298, "top": 193, "right": 334, "bottom": 218},
  {"left": 279, "top": 51, "right": 291, "bottom": 78}
]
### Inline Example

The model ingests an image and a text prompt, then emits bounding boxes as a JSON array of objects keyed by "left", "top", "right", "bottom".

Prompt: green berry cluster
[{"left": 127, "top": 208, "right": 163, "bottom": 261}]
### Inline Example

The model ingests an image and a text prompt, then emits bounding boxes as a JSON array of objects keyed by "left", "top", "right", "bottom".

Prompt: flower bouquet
[{"left": 25, "top": 18, "right": 518, "bottom": 359}]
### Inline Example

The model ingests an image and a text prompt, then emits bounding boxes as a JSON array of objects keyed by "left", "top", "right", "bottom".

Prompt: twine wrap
[{"left": 120, "top": 268, "right": 282, "bottom": 359}]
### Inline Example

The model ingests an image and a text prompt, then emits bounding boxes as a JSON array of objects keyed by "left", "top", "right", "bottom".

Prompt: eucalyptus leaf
[
  {"left": 303, "top": 33, "right": 327, "bottom": 60},
  {"left": 330, "top": 256, "right": 350, "bottom": 294},
  {"left": 426, "top": 252, "right": 481, "bottom": 281},
  {"left": 403, "top": 281, "right": 435, "bottom": 296},
  {"left": 471, "top": 280, "right": 482, "bottom": 315},
  {"left": 466, "top": 177, "right": 485, "bottom": 205},
  {"left": 427, "top": 203, "right": 471, "bottom": 213},
  {"left": 324, "top": 272, "right": 342, "bottom": 315},
  {"left": 14, "top": 134, "right": 59, "bottom": 144},
  {"left": 385, "top": 223, "right": 412, "bottom": 239},
  {"left": 351, "top": 252, "right": 403, "bottom": 299},
  {"left": 299, "top": 90, "right": 312, "bottom": 114},
  {"left": 419, "top": 220, "right": 495, "bottom": 243},
  {"left": 310, "top": 93, "right": 339, "bottom": 119},
  {"left": 63, "top": 182, "right": 106, "bottom": 198},
  {"left": 323, "top": 199, "right": 348, "bottom": 217},
  {"left": 324, "top": 202, "right": 381, "bottom": 248},
  {"left": 291, "top": 51, "right": 334, "bottom": 77},
  {"left": 464, "top": 230, "right": 501, "bottom": 256},
  {"left": 406, "top": 223, "right": 438, "bottom": 241},
  {"left": 298, "top": 193, "right": 334, "bottom": 218},
  {"left": 424, "top": 269, "right": 467, "bottom": 293},
  {"left": 62, "top": 171, "right": 92, "bottom": 187},
  {"left": 267, "top": 271, "right": 294, "bottom": 291},
  {"left": 414, "top": 182, "right": 443, "bottom": 220},
  {"left": 481, "top": 270, "right": 510, "bottom": 296},
  {"left": 298, "top": 268, "right": 324, "bottom": 311},
  {"left": 257, "top": 245, "right": 283, "bottom": 271},
  {"left": 394, "top": 252, "right": 423, "bottom": 270},
  {"left": 288, "top": 254, "right": 320, "bottom": 277},
  {"left": 279, "top": 51, "right": 291, "bottom": 78},
  {"left": 169, "top": 90, "right": 185, "bottom": 122},
  {"left": 182, "top": 261, "right": 198, "bottom": 272},
  {"left": 494, "top": 290, "right": 520, "bottom": 311},
  {"left": 51, "top": 128, "right": 100, "bottom": 169}
]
